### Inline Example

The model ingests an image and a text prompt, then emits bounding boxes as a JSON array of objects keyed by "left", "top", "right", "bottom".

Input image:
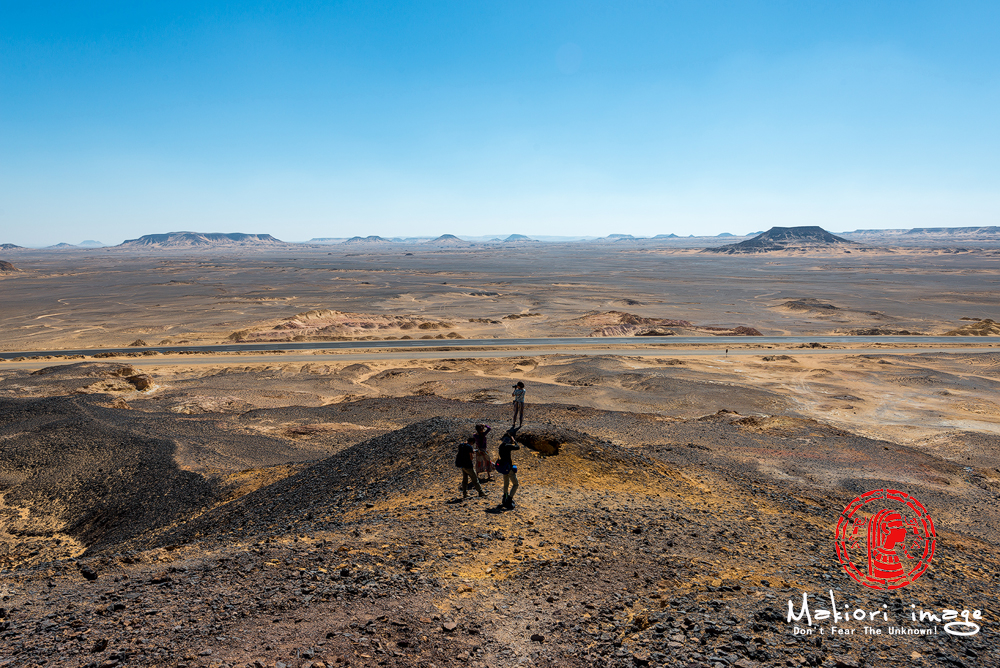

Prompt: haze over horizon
[{"left": 3, "top": 2, "right": 1000, "bottom": 247}]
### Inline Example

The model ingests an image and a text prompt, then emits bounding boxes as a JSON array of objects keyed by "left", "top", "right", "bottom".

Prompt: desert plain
[{"left": 0, "top": 240, "right": 998, "bottom": 668}]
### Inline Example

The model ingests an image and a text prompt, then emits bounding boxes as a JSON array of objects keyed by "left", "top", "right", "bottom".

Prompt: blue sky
[{"left": 2, "top": 1, "right": 999, "bottom": 245}]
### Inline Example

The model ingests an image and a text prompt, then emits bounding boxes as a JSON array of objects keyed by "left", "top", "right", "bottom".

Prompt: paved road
[
  {"left": 1, "top": 343, "right": 997, "bottom": 370},
  {"left": 2, "top": 335, "right": 999, "bottom": 361}
]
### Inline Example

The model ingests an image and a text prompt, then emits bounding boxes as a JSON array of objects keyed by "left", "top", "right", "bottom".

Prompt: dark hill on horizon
[
  {"left": 116, "top": 232, "right": 285, "bottom": 248},
  {"left": 704, "top": 226, "right": 856, "bottom": 253},
  {"left": 343, "top": 235, "right": 392, "bottom": 244},
  {"left": 426, "top": 234, "right": 471, "bottom": 245}
]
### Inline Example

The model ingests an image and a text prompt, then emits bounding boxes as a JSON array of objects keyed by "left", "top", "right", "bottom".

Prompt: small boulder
[{"left": 125, "top": 374, "right": 154, "bottom": 390}]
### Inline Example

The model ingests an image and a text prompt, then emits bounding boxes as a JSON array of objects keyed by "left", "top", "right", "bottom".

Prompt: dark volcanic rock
[
  {"left": 0, "top": 260, "right": 19, "bottom": 272},
  {"left": 704, "top": 226, "right": 856, "bottom": 253},
  {"left": 0, "top": 395, "right": 216, "bottom": 552}
]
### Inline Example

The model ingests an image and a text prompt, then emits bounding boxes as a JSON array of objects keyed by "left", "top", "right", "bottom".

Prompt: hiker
[
  {"left": 455, "top": 435, "right": 485, "bottom": 499},
  {"left": 495, "top": 430, "right": 520, "bottom": 509},
  {"left": 511, "top": 381, "right": 525, "bottom": 428},
  {"left": 473, "top": 423, "right": 492, "bottom": 480}
]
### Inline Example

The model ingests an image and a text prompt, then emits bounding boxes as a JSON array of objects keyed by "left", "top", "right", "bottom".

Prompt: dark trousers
[{"left": 461, "top": 468, "right": 483, "bottom": 497}]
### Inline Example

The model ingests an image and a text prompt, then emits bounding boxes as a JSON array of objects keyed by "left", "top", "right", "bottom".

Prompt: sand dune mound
[
  {"left": 576, "top": 310, "right": 692, "bottom": 336},
  {"left": 573, "top": 311, "right": 761, "bottom": 336},
  {"left": 840, "top": 327, "right": 923, "bottom": 335},
  {"left": 705, "top": 226, "right": 856, "bottom": 253},
  {"left": 229, "top": 309, "right": 457, "bottom": 342},
  {"left": 778, "top": 298, "right": 839, "bottom": 312},
  {"left": 945, "top": 317, "right": 1000, "bottom": 335}
]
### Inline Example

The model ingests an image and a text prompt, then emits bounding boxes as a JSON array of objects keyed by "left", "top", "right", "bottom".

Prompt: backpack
[{"left": 455, "top": 443, "right": 470, "bottom": 468}]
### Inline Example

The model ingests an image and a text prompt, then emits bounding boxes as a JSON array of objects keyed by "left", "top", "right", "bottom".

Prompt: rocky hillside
[
  {"left": 704, "top": 226, "right": 856, "bottom": 253},
  {"left": 0, "top": 368, "right": 997, "bottom": 667}
]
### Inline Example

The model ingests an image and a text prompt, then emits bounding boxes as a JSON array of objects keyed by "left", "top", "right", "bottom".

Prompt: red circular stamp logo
[{"left": 835, "top": 489, "right": 936, "bottom": 590}]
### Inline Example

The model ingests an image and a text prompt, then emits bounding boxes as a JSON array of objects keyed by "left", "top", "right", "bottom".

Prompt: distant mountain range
[
  {"left": 705, "top": 226, "right": 855, "bottom": 254},
  {"left": 9, "top": 226, "right": 999, "bottom": 250},
  {"left": 115, "top": 232, "right": 285, "bottom": 248},
  {"left": 842, "top": 226, "right": 1000, "bottom": 238}
]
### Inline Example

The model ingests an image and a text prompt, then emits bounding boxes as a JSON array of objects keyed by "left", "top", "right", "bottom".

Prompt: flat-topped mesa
[
  {"left": 115, "top": 232, "right": 285, "bottom": 248},
  {"left": 704, "top": 226, "right": 856, "bottom": 254},
  {"left": 343, "top": 235, "right": 392, "bottom": 244},
  {"left": 503, "top": 234, "right": 536, "bottom": 242}
]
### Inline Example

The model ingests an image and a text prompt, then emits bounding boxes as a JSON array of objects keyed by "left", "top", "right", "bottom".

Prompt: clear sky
[{"left": 2, "top": 1, "right": 999, "bottom": 245}]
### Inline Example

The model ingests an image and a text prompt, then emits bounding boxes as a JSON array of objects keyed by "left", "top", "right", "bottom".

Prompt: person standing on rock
[
  {"left": 511, "top": 381, "right": 526, "bottom": 428},
  {"left": 495, "top": 430, "right": 520, "bottom": 509},
  {"left": 473, "top": 423, "right": 493, "bottom": 481},
  {"left": 456, "top": 435, "right": 486, "bottom": 499}
]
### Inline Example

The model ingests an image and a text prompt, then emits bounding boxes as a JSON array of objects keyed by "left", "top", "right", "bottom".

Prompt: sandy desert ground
[
  {"left": 0, "top": 245, "right": 998, "bottom": 668},
  {"left": 1, "top": 244, "right": 999, "bottom": 352}
]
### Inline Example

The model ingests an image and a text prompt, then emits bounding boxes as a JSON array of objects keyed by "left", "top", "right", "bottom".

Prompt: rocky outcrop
[
  {"left": 944, "top": 318, "right": 1000, "bottom": 336},
  {"left": 0, "top": 260, "right": 19, "bottom": 272}
]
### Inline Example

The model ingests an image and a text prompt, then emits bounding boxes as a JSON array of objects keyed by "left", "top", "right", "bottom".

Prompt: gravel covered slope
[{"left": 0, "top": 396, "right": 216, "bottom": 562}]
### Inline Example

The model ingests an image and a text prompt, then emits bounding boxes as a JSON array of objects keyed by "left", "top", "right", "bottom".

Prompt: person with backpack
[
  {"left": 494, "top": 430, "right": 520, "bottom": 509},
  {"left": 456, "top": 435, "right": 485, "bottom": 499}
]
